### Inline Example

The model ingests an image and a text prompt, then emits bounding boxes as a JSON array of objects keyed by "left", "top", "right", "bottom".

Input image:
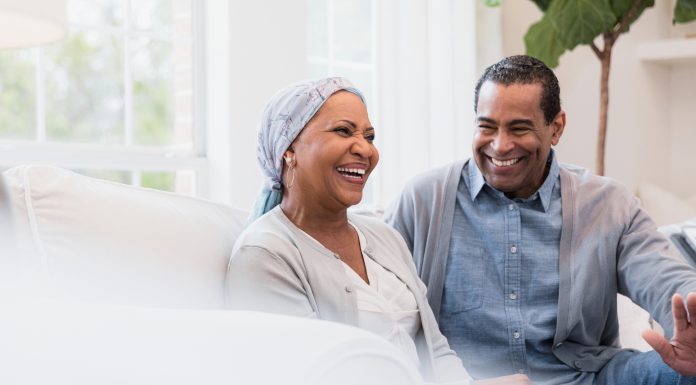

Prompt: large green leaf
[
  {"left": 674, "top": 0, "right": 696, "bottom": 23},
  {"left": 531, "top": 0, "right": 553, "bottom": 11},
  {"left": 610, "top": 0, "right": 655, "bottom": 32},
  {"left": 524, "top": 16, "right": 566, "bottom": 68},
  {"left": 548, "top": 0, "right": 617, "bottom": 50}
]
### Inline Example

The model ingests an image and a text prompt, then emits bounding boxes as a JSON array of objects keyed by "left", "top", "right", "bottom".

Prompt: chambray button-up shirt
[{"left": 440, "top": 151, "right": 583, "bottom": 384}]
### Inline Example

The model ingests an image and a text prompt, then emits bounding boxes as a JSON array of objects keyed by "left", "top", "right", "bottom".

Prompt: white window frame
[{"left": 0, "top": 0, "right": 208, "bottom": 196}]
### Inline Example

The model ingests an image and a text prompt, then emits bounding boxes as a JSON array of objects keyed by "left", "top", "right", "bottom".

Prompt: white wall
[
  {"left": 500, "top": 0, "right": 696, "bottom": 196},
  {"left": 205, "top": 0, "right": 307, "bottom": 210}
]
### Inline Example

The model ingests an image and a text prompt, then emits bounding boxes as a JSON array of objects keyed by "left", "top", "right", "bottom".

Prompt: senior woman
[{"left": 225, "top": 77, "right": 529, "bottom": 385}]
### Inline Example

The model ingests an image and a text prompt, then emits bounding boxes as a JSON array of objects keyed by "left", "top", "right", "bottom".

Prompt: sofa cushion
[
  {"left": 3, "top": 165, "right": 247, "bottom": 308},
  {"left": 638, "top": 182, "right": 696, "bottom": 228}
]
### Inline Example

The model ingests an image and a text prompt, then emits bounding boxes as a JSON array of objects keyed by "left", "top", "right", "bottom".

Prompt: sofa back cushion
[{"left": 3, "top": 165, "right": 247, "bottom": 308}]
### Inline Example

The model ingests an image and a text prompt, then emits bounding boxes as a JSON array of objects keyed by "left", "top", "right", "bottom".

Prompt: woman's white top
[{"left": 343, "top": 224, "right": 422, "bottom": 368}]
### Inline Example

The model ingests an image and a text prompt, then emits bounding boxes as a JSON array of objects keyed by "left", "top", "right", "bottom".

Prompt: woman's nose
[{"left": 351, "top": 136, "right": 373, "bottom": 158}]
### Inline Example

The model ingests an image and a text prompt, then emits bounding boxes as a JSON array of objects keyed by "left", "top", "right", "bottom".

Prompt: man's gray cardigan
[{"left": 385, "top": 160, "right": 696, "bottom": 372}]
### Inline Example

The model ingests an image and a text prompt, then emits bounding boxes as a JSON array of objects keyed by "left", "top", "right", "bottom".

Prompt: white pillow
[
  {"left": 638, "top": 182, "right": 696, "bottom": 227},
  {"left": 3, "top": 165, "right": 247, "bottom": 308}
]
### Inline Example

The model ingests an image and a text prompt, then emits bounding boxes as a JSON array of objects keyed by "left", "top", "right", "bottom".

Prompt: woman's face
[{"left": 286, "top": 91, "right": 378, "bottom": 210}]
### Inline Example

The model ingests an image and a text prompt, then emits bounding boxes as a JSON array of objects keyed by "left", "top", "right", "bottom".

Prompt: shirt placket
[{"left": 505, "top": 200, "right": 527, "bottom": 374}]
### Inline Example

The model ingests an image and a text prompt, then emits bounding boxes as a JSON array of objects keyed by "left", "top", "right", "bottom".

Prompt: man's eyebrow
[
  {"left": 477, "top": 117, "right": 497, "bottom": 124},
  {"left": 509, "top": 119, "right": 535, "bottom": 126}
]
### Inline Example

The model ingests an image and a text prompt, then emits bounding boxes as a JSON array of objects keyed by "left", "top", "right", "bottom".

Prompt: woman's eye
[
  {"left": 333, "top": 127, "right": 351, "bottom": 136},
  {"left": 365, "top": 133, "right": 375, "bottom": 142}
]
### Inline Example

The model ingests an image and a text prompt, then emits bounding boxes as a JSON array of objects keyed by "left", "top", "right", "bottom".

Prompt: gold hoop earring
[
  {"left": 284, "top": 155, "right": 296, "bottom": 189},
  {"left": 286, "top": 164, "right": 296, "bottom": 189}
]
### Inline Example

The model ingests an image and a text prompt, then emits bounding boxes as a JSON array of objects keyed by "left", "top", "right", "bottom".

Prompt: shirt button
[
  {"left": 510, "top": 245, "right": 517, "bottom": 253},
  {"left": 508, "top": 204, "right": 515, "bottom": 211},
  {"left": 513, "top": 331, "right": 520, "bottom": 339},
  {"left": 574, "top": 360, "right": 583, "bottom": 369},
  {"left": 555, "top": 342, "right": 563, "bottom": 348},
  {"left": 509, "top": 292, "right": 517, "bottom": 300},
  {"left": 345, "top": 286, "right": 352, "bottom": 293}
]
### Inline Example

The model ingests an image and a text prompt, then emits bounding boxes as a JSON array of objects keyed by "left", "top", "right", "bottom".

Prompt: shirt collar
[{"left": 467, "top": 149, "right": 560, "bottom": 212}]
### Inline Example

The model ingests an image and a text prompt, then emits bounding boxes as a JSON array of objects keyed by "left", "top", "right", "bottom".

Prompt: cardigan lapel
[{"left": 554, "top": 167, "right": 575, "bottom": 344}]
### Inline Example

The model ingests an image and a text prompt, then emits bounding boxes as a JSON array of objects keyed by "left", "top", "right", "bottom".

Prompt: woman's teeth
[{"left": 337, "top": 167, "right": 365, "bottom": 179}]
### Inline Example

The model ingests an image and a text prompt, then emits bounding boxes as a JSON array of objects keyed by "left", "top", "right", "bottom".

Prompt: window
[
  {"left": 0, "top": 0, "right": 202, "bottom": 195},
  {"left": 307, "top": 0, "right": 375, "bottom": 105}
]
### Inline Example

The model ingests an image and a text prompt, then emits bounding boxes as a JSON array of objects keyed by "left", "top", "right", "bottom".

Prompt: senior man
[{"left": 386, "top": 55, "right": 696, "bottom": 384}]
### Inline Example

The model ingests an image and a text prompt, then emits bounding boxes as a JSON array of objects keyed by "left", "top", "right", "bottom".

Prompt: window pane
[
  {"left": 68, "top": 0, "right": 124, "bottom": 28},
  {"left": 78, "top": 169, "right": 131, "bottom": 184},
  {"left": 0, "top": 50, "right": 35, "bottom": 140},
  {"left": 132, "top": 37, "right": 179, "bottom": 147},
  {"left": 44, "top": 29, "right": 124, "bottom": 144},
  {"left": 308, "top": 62, "right": 329, "bottom": 78},
  {"left": 333, "top": 0, "right": 372, "bottom": 63},
  {"left": 331, "top": 65, "right": 373, "bottom": 109},
  {"left": 131, "top": 0, "right": 174, "bottom": 33},
  {"left": 132, "top": 0, "right": 193, "bottom": 148},
  {"left": 307, "top": 0, "right": 329, "bottom": 58},
  {"left": 74, "top": 169, "right": 195, "bottom": 195}
]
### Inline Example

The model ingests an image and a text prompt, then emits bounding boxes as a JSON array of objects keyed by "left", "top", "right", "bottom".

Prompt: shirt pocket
[{"left": 440, "top": 246, "right": 485, "bottom": 314}]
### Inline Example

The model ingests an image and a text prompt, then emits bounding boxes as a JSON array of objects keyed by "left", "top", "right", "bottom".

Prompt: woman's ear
[{"left": 283, "top": 150, "right": 295, "bottom": 165}]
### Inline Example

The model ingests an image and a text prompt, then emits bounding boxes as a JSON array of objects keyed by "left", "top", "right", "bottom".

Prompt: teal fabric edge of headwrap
[{"left": 248, "top": 186, "right": 283, "bottom": 224}]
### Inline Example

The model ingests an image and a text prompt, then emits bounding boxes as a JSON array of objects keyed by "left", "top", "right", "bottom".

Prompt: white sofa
[
  {"left": 0, "top": 165, "right": 663, "bottom": 384},
  {"left": 0, "top": 165, "right": 423, "bottom": 385}
]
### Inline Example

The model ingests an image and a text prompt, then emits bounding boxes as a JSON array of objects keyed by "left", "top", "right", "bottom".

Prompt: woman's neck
[{"left": 280, "top": 198, "right": 351, "bottom": 236}]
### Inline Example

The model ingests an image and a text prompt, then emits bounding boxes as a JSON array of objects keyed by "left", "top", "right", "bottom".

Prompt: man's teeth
[
  {"left": 491, "top": 158, "right": 520, "bottom": 167},
  {"left": 337, "top": 167, "right": 366, "bottom": 175}
]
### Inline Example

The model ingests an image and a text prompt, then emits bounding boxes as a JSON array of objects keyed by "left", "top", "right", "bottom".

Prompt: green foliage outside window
[{"left": 0, "top": 52, "right": 35, "bottom": 139}]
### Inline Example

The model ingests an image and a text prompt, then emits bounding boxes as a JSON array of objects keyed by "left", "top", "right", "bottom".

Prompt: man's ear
[{"left": 550, "top": 111, "right": 566, "bottom": 146}]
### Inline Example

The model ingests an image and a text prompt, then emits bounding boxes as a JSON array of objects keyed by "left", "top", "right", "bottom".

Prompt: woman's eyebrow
[{"left": 336, "top": 119, "right": 357, "bottom": 128}]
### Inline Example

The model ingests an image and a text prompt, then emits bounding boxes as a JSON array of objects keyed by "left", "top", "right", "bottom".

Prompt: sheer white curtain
[{"left": 371, "top": 0, "right": 502, "bottom": 206}]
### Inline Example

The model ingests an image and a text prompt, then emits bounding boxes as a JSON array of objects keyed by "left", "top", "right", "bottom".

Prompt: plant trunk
[{"left": 596, "top": 40, "right": 613, "bottom": 176}]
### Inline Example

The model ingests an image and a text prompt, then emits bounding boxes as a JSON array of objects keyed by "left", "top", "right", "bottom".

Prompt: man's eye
[
  {"left": 512, "top": 127, "right": 531, "bottom": 133},
  {"left": 365, "top": 133, "right": 375, "bottom": 142}
]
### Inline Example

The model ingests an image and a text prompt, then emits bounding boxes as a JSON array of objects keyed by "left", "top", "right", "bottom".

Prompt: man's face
[{"left": 473, "top": 81, "right": 564, "bottom": 199}]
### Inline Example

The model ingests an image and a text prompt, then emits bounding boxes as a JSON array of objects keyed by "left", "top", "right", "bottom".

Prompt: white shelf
[{"left": 637, "top": 38, "right": 696, "bottom": 65}]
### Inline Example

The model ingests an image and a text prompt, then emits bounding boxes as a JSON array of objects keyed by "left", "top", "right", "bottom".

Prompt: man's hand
[
  {"left": 642, "top": 292, "right": 696, "bottom": 376},
  {"left": 472, "top": 374, "right": 532, "bottom": 385}
]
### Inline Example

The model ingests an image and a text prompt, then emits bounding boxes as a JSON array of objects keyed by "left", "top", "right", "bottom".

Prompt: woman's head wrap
[{"left": 249, "top": 77, "right": 365, "bottom": 222}]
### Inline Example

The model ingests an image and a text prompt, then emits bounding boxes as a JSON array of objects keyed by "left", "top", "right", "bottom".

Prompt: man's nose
[{"left": 491, "top": 131, "right": 514, "bottom": 154}]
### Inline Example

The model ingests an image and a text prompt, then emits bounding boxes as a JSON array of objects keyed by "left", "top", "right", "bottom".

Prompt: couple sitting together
[{"left": 225, "top": 55, "right": 696, "bottom": 385}]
